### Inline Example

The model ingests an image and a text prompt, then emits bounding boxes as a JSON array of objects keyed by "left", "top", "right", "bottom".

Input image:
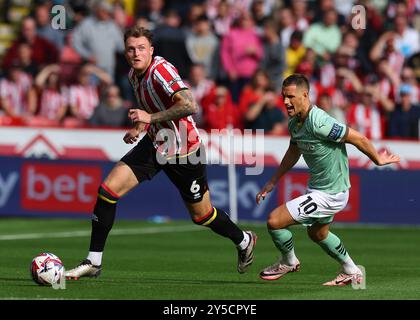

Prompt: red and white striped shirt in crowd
[
  {"left": 38, "top": 87, "right": 68, "bottom": 120},
  {"left": 347, "top": 103, "right": 384, "bottom": 140},
  {"left": 0, "top": 73, "right": 32, "bottom": 115},
  {"left": 319, "top": 63, "right": 336, "bottom": 88},
  {"left": 387, "top": 51, "right": 405, "bottom": 76},
  {"left": 378, "top": 77, "right": 394, "bottom": 102},
  {"left": 68, "top": 84, "right": 99, "bottom": 120},
  {"left": 128, "top": 56, "right": 201, "bottom": 157}
]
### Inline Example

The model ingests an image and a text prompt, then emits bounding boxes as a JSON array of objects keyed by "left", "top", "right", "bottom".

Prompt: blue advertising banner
[{"left": 0, "top": 156, "right": 419, "bottom": 224}]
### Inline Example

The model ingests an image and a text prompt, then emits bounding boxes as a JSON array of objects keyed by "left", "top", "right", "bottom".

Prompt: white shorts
[{"left": 286, "top": 188, "right": 349, "bottom": 226}]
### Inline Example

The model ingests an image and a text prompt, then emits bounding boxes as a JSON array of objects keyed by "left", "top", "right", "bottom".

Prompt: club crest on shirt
[{"left": 167, "top": 77, "right": 181, "bottom": 88}]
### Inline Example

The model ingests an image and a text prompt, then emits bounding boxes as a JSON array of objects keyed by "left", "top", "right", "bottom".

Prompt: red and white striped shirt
[
  {"left": 347, "top": 103, "right": 383, "bottom": 140},
  {"left": 128, "top": 56, "right": 201, "bottom": 157},
  {"left": 38, "top": 87, "right": 68, "bottom": 120},
  {"left": 68, "top": 85, "right": 99, "bottom": 120},
  {"left": 0, "top": 73, "right": 32, "bottom": 115}
]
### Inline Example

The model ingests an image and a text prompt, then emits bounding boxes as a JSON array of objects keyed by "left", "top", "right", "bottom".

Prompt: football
[{"left": 30, "top": 253, "right": 65, "bottom": 286}]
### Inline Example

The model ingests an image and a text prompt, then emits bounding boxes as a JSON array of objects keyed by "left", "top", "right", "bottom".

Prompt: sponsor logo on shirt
[{"left": 298, "top": 142, "right": 315, "bottom": 151}]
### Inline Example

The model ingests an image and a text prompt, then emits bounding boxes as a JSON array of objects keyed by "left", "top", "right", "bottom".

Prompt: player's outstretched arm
[
  {"left": 256, "top": 142, "right": 301, "bottom": 204},
  {"left": 344, "top": 127, "right": 400, "bottom": 166},
  {"left": 128, "top": 89, "right": 197, "bottom": 124}
]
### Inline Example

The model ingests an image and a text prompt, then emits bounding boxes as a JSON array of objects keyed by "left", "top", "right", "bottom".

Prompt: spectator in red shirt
[
  {"left": 202, "top": 86, "right": 240, "bottom": 131},
  {"left": 239, "top": 69, "right": 277, "bottom": 115},
  {"left": 238, "top": 70, "right": 286, "bottom": 135},
  {"left": 15, "top": 42, "right": 39, "bottom": 78},
  {"left": 2, "top": 16, "right": 59, "bottom": 70}
]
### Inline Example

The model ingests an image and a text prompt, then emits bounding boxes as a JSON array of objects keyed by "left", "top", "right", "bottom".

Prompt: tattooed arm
[
  {"left": 128, "top": 89, "right": 197, "bottom": 124},
  {"left": 152, "top": 89, "right": 197, "bottom": 123}
]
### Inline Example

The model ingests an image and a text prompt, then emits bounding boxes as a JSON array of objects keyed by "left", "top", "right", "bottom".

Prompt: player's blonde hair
[{"left": 124, "top": 26, "right": 153, "bottom": 45}]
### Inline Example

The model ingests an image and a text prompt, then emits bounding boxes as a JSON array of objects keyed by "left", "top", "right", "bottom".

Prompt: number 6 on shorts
[{"left": 190, "top": 180, "right": 200, "bottom": 194}]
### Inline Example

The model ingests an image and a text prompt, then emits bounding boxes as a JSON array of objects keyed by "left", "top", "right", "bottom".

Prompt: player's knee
[
  {"left": 186, "top": 191, "right": 212, "bottom": 224},
  {"left": 191, "top": 207, "right": 215, "bottom": 226},
  {"left": 267, "top": 212, "right": 281, "bottom": 229},
  {"left": 97, "top": 183, "right": 120, "bottom": 203},
  {"left": 307, "top": 229, "right": 319, "bottom": 242},
  {"left": 267, "top": 205, "right": 294, "bottom": 229},
  {"left": 267, "top": 215, "right": 275, "bottom": 229},
  {"left": 307, "top": 227, "right": 328, "bottom": 242}
]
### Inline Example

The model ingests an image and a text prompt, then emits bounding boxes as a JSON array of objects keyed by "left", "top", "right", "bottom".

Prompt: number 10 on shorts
[{"left": 298, "top": 196, "right": 318, "bottom": 215}]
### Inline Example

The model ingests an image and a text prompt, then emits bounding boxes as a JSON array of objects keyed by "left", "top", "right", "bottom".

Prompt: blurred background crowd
[{"left": 0, "top": 0, "right": 419, "bottom": 139}]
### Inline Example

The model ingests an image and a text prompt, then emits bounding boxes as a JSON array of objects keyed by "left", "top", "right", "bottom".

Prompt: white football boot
[
  {"left": 65, "top": 259, "right": 101, "bottom": 280},
  {"left": 259, "top": 259, "right": 301, "bottom": 280},
  {"left": 322, "top": 268, "right": 363, "bottom": 286}
]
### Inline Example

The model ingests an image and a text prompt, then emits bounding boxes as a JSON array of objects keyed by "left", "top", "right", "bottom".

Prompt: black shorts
[{"left": 120, "top": 135, "right": 208, "bottom": 203}]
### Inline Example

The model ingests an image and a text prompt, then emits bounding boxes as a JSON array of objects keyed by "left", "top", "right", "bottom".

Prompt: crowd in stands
[{"left": 0, "top": 0, "right": 419, "bottom": 139}]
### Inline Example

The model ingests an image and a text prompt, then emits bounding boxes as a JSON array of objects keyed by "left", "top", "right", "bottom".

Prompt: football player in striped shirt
[{"left": 66, "top": 26, "right": 257, "bottom": 280}]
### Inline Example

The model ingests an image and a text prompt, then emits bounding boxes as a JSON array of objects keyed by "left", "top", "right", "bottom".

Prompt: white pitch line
[{"left": 0, "top": 225, "right": 202, "bottom": 241}]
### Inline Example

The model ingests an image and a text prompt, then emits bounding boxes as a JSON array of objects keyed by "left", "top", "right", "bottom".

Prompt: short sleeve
[
  {"left": 153, "top": 62, "right": 188, "bottom": 98},
  {"left": 312, "top": 111, "right": 348, "bottom": 143}
]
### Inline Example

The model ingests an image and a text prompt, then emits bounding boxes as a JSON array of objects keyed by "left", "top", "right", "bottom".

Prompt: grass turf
[{"left": 0, "top": 218, "right": 419, "bottom": 300}]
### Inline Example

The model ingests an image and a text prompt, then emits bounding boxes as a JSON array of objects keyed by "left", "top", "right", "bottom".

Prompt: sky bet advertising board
[{"left": 0, "top": 156, "right": 419, "bottom": 224}]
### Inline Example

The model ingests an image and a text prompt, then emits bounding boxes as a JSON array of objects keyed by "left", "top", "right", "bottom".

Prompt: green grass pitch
[{"left": 0, "top": 218, "right": 419, "bottom": 300}]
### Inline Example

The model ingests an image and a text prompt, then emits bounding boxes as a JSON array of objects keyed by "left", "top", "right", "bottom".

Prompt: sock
[
  {"left": 87, "top": 251, "right": 103, "bottom": 266},
  {"left": 236, "top": 231, "right": 250, "bottom": 250},
  {"left": 89, "top": 183, "right": 119, "bottom": 253},
  {"left": 269, "top": 228, "right": 299, "bottom": 266},
  {"left": 317, "top": 232, "right": 360, "bottom": 274},
  {"left": 192, "top": 207, "right": 245, "bottom": 246}
]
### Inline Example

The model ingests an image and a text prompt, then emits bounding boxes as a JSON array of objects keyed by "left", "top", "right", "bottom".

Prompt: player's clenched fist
[
  {"left": 129, "top": 109, "right": 152, "bottom": 124},
  {"left": 256, "top": 181, "right": 275, "bottom": 205},
  {"left": 123, "top": 127, "right": 140, "bottom": 144}
]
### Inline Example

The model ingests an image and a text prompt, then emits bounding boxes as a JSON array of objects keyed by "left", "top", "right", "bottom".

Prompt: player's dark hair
[
  {"left": 282, "top": 73, "right": 310, "bottom": 91},
  {"left": 124, "top": 26, "right": 153, "bottom": 44}
]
